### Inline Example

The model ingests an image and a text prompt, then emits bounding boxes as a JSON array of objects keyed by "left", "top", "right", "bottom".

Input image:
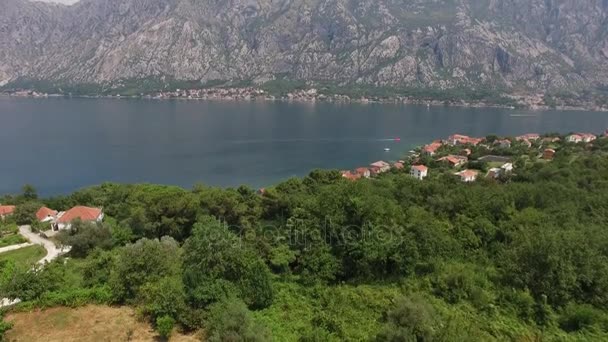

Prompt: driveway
[
  {"left": 18, "top": 225, "right": 69, "bottom": 264},
  {"left": 0, "top": 226, "right": 70, "bottom": 308}
]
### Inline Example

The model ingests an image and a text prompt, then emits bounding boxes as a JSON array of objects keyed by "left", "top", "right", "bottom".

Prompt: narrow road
[
  {"left": 18, "top": 225, "right": 68, "bottom": 264},
  {"left": 0, "top": 226, "right": 70, "bottom": 308}
]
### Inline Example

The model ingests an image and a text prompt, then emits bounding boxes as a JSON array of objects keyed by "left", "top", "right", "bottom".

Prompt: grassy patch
[
  {"left": 0, "top": 245, "right": 46, "bottom": 267},
  {"left": 0, "top": 234, "right": 27, "bottom": 248},
  {"left": 4, "top": 305, "right": 199, "bottom": 342}
]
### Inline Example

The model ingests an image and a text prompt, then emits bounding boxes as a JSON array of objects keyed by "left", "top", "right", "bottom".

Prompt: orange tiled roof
[
  {"left": 36, "top": 207, "right": 58, "bottom": 221},
  {"left": 0, "top": 205, "right": 15, "bottom": 216},
  {"left": 57, "top": 206, "right": 102, "bottom": 223}
]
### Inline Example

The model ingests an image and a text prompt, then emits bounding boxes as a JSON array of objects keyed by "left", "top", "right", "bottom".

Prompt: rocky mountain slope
[{"left": 1, "top": 0, "right": 607, "bottom": 93}]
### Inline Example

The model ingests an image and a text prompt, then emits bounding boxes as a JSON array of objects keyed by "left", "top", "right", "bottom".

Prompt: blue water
[{"left": 1, "top": 97, "right": 607, "bottom": 196}]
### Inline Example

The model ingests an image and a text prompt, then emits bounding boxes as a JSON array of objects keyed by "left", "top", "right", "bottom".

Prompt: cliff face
[{"left": 1, "top": 0, "right": 607, "bottom": 92}]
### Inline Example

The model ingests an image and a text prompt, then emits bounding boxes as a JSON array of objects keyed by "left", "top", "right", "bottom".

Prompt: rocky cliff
[{"left": 1, "top": 0, "right": 607, "bottom": 93}]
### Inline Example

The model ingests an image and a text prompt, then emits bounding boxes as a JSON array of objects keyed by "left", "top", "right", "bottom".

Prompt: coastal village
[
  {"left": 341, "top": 131, "right": 603, "bottom": 184},
  {"left": 3, "top": 87, "right": 607, "bottom": 111}
]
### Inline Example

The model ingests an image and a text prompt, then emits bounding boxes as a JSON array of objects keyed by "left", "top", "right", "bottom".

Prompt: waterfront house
[
  {"left": 446, "top": 134, "right": 483, "bottom": 146},
  {"left": 423, "top": 141, "right": 442, "bottom": 156},
  {"left": 393, "top": 162, "right": 405, "bottom": 170},
  {"left": 355, "top": 167, "right": 371, "bottom": 179},
  {"left": 410, "top": 165, "right": 428, "bottom": 180},
  {"left": 543, "top": 149, "right": 556, "bottom": 160},
  {"left": 341, "top": 171, "right": 360, "bottom": 181},
  {"left": 566, "top": 134, "right": 583, "bottom": 143},
  {"left": 455, "top": 169, "right": 479, "bottom": 182},
  {"left": 0, "top": 205, "right": 15, "bottom": 219},
  {"left": 36, "top": 207, "right": 58, "bottom": 222},
  {"left": 516, "top": 133, "right": 540, "bottom": 141},
  {"left": 370, "top": 161, "right": 391, "bottom": 174},
  {"left": 495, "top": 139, "right": 512, "bottom": 149},
  {"left": 54, "top": 206, "right": 104, "bottom": 231},
  {"left": 438, "top": 155, "right": 468, "bottom": 168},
  {"left": 543, "top": 137, "right": 561, "bottom": 143},
  {"left": 580, "top": 133, "right": 597, "bottom": 142}
]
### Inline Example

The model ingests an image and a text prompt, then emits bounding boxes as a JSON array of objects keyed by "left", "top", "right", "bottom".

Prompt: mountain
[{"left": 1, "top": 0, "right": 607, "bottom": 94}]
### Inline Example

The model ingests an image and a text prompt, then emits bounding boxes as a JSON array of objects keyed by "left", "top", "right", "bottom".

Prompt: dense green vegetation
[{"left": 3, "top": 135, "right": 608, "bottom": 340}]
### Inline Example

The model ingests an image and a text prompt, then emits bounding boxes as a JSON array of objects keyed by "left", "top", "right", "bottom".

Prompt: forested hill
[
  {"left": 1, "top": 0, "right": 608, "bottom": 95},
  {"left": 3, "top": 134, "right": 608, "bottom": 340}
]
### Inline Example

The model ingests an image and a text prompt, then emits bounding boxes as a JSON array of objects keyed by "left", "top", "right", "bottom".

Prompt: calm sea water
[{"left": 1, "top": 97, "right": 607, "bottom": 196}]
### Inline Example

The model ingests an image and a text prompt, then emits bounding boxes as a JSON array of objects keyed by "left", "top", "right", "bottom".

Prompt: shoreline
[{"left": 1, "top": 93, "right": 606, "bottom": 112}]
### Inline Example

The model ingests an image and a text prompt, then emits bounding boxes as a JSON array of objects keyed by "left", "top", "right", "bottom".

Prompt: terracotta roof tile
[{"left": 57, "top": 206, "right": 102, "bottom": 224}]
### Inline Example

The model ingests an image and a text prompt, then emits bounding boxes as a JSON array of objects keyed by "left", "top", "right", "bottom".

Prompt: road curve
[
  {"left": 0, "top": 226, "right": 70, "bottom": 308},
  {"left": 18, "top": 225, "right": 68, "bottom": 264}
]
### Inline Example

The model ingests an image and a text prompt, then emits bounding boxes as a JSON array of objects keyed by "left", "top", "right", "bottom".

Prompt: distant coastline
[{"left": 1, "top": 88, "right": 607, "bottom": 112}]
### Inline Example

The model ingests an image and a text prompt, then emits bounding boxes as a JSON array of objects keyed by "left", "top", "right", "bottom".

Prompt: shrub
[
  {"left": 376, "top": 295, "right": 437, "bottom": 342},
  {"left": 559, "top": 304, "right": 608, "bottom": 333},
  {"left": 205, "top": 299, "right": 270, "bottom": 342},
  {"left": 155, "top": 315, "right": 175, "bottom": 340}
]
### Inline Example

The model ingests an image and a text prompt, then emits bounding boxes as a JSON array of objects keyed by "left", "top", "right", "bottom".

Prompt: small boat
[{"left": 384, "top": 148, "right": 391, "bottom": 152}]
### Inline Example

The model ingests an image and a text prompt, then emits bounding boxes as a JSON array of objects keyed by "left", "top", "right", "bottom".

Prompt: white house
[
  {"left": 410, "top": 165, "right": 428, "bottom": 180},
  {"left": 455, "top": 169, "right": 479, "bottom": 182},
  {"left": 566, "top": 134, "right": 583, "bottom": 143},
  {"left": 54, "top": 206, "right": 104, "bottom": 231},
  {"left": 501, "top": 163, "right": 514, "bottom": 173}
]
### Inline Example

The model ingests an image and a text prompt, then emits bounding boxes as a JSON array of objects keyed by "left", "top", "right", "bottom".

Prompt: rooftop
[{"left": 57, "top": 206, "right": 102, "bottom": 224}]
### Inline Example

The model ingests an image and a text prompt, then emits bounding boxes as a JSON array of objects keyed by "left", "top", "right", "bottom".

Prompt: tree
[
  {"left": 376, "top": 295, "right": 438, "bottom": 342},
  {"left": 12, "top": 201, "right": 41, "bottom": 225},
  {"left": 108, "top": 237, "right": 181, "bottom": 302},
  {"left": 155, "top": 315, "right": 175, "bottom": 340},
  {"left": 56, "top": 220, "right": 113, "bottom": 257},
  {"left": 205, "top": 299, "right": 270, "bottom": 342},
  {"left": 21, "top": 184, "right": 38, "bottom": 201},
  {"left": 182, "top": 217, "right": 274, "bottom": 309}
]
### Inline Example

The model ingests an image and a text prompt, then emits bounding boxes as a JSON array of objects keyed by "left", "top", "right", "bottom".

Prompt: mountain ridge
[{"left": 1, "top": 0, "right": 607, "bottom": 94}]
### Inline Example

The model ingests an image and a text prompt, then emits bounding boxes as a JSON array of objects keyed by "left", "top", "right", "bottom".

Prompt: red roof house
[
  {"left": 55, "top": 206, "right": 104, "bottom": 230},
  {"left": 36, "top": 207, "right": 58, "bottom": 222},
  {"left": 0, "top": 205, "right": 15, "bottom": 218}
]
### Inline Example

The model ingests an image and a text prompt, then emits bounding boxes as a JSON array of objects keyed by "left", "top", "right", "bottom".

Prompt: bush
[
  {"left": 376, "top": 295, "right": 437, "bottom": 342},
  {"left": 0, "top": 316, "right": 13, "bottom": 342},
  {"left": 32, "top": 286, "right": 113, "bottom": 308},
  {"left": 155, "top": 315, "right": 175, "bottom": 340},
  {"left": 559, "top": 304, "right": 608, "bottom": 333},
  {"left": 205, "top": 299, "right": 270, "bottom": 342}
]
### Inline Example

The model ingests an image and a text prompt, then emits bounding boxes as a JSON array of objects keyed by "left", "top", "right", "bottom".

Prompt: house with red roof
[
  {"left": 355, "top": 167, "right": 371, "bottom": 179},
  {"left": 446, "top": 134, "right": 483, "bottom": 146},
  {"left": 0, "top": 205, "right": 15, "bottom": 219},
  {"left": 341, "top": 171, "right": 361, "bottom": 181},
  {"left": 422, "top": 141, "right": 442, "bottom": 156},
  {"left": 455, "top": 169, "right": 479, "bottom": 182},
  {"left": 410, "top": 165, "right": 428, "bottom": 180},
  {"left": 36, "top": 207, "right": 58, "bottom": 223},
  {"left": 543, "top": 149, "right": 556, "bottom": 160},
  {"left": 54, "top": 206, "right": 104, "bottom": 230},
  {"left": 438, "top": 155, "right": 468, "bottom": 168},
  {"left": 370, "top": 161, "right": 391, "bottom": 174}
]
